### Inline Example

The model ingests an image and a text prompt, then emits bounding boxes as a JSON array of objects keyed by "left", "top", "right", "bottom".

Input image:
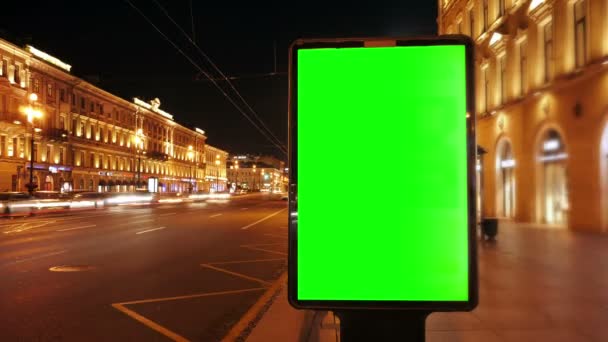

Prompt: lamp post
[
  {"left": 187, "top": 145, "right": 194, "bottom": 193},
  {"left": 134, "top": 128, "right": 145, "bottom": 188},
  {"left": 252, "top": 164, "right": 257, "bottom": 191},
  {"left": 234, "top": 160, "right": 239, "bottom": 191},
  {"left": 23, "top": 93, "right": 43, "bottom": 195},
  {"left": 215, "top": 154, "right": 221, "bottom": 192}
]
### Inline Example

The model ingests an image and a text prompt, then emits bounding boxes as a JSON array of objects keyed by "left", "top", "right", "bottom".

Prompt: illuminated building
[
  {"left": 204, "top": 145, "right": 228, "bottom": 192},
  {"left": 439, "top": 0, "right": 608, "bottom": 232},
  {"left": 227, "top": 161, "right": 286, "bottom": 192},
  {"left": 0, "top": 37, "right": 225, "bottom": 194}
]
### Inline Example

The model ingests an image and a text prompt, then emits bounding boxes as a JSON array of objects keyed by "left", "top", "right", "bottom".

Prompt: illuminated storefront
[{"left": 440, "top": 0, "right": 608, "bottom": 232}]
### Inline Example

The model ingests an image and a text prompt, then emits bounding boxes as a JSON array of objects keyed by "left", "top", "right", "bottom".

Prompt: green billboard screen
[{"left": 288, "top": 38, "right": 477, "bottom": 310}]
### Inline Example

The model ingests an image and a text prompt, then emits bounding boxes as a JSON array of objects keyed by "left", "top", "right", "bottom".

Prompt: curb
[{"left": 222, "top": 272, "right": 287, "bottom": 341}]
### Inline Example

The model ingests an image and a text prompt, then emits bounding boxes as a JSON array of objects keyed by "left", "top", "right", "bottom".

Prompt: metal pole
[
  {"left": 137, "top": 151, "right": 141, "bottom": 187},
  {"left": 28, "top": 125, "right": 35, "bottom": 195},
  {"left": 216, "top": 168, "right": 219, "bottom": 192}
]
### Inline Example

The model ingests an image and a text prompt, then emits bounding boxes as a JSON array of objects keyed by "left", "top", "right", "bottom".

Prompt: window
[
  {"left": 12, "top": 138, "right": 17, "bottom": 157},
  {"left": 90, "top": 153, "right": 95, "bottom": 168},
  {"left": 483, "top": 0, "right": 488, "bottom": 31},
  {"left": 33, "top": 79, "right": 40, "bottom": 93},
  {"left": 498, "top": 0, "right": 505, "bottom": 18},
  {"left": 1, "top": 60, "right": 6, "bottom": 77},
  {"left": 99, "top": 104, "right": 104, "bottom": 115},
  {"left": 543, "top": 22, "right": 553, "bottom": 82},
  {"left": 59, "top": 116, "right": 65, "bottom": 130},
  {"left": 47, "top": 83, "right": 53, "bottom": 98},
  {"left": 498, "top": 55, "right": 506, "bottom": 105},
  {"left": 72, "top": 118, "right": 77, "bottom": 135},
  {"left": 90, "top": 102, "right": 94, "bottom": 112},
  {"left": 574, "top": 0, "right": 587, "bottom": 68},
  {"left": 520, "top": 40, "right": 528, "bottom": 96},
  {"left": 80, "top": 151, "right": 85, "bottom": 166},
  {"left": 0, "top": 136, "right": 5, "bottom": 156},
  {"left": 60, "top": 89, "right": 66, "bottom": 102},
  {"left": 14, "top": 65, "right": 20, "bottom": 84},
  {"left": 80, "top": 97, "right": 85, "bottom": 109},
  {"left": 469, "top": 9, "right": 475, "bottom": 37},
  {"left": 46, "top": 147, "right": 51, "bottom": 163},
  {"left": 483, "top": 67, "right": 489, "bottom": 113},
  {"left": 71, "top": 93, "right": 76, "bottom": 106},
  {"left": 59, "top": 147, "right": 64, "bottom": 164}
]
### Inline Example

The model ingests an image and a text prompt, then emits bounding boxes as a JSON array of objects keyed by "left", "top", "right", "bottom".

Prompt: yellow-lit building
[
  {"left": 204, "top": 145, "right": 228, "bottom": 192},
  {"left": 227, "top": 161, "right": 286, "bottom": 192},
  {"left": 439, "top": 0, "right": 608, "bottom": 232},
  {"left": 0, "top": 37, "right": 222, "bottom": 194}
]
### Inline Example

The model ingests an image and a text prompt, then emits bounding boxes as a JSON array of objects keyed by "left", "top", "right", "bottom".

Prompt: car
[
  {"left": 32, "top": 191, "right": 71, "bottom": 210},
  {"left": 70, "top": 192, "right": 110, "bottom": 209},
  {"left": 0, "top": 192, "right": 37, "bottom": 216}
]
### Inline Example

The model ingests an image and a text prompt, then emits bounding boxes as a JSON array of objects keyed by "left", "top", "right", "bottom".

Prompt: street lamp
[
  {"left": 187, "top": 145, "right": 194, "bottom": 193},
  {"left": 215, "top": 155, "right": 221, "bottom": 192},
  {"left": 23, "top": 93, "right": 43, "bottom": 195},
  {"left": 134, "top": 128, "right": 145, "bottom": 188},
  {"left": 252, "top": 164, "right": 257, "bottom": 191},
  {"left": 234, "top": 160, "right": 239, "bottom": 191}
]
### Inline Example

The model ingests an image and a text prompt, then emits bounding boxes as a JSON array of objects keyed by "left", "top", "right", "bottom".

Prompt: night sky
[{"left": 1, "top": 1, "right": 437, "bottom": 158}]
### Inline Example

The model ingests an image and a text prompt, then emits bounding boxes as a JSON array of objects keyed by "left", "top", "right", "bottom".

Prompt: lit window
[
  {"left": 519, "top": 40, "right": 527, "bottom": 96},
  {"left": 543, "top": 22, "right": 553, "bottom": 82},
  {"left": 574, "top": 0, "right": 587, "bottom": 69},
  {"left": 498, "top": 55, "right": 506, "bottom": 105}
]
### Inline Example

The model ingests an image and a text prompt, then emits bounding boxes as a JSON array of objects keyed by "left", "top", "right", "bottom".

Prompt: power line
[
  {"left": 188, "top": 0, "right": 195, "bottom": 42},
  {"left": 122, "top": 0, "right": 287, "bottom": 156},
  {"left": 149, "top": 0, "right": 287, "bottom": 152}
]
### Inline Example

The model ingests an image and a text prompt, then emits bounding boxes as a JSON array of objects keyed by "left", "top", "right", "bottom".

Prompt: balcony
[
  {"left": 42, "top": 128, "right": 69, "bottom": 142},
  {"left": 147, "top": 151, "right": 169, "bottom": 162}
]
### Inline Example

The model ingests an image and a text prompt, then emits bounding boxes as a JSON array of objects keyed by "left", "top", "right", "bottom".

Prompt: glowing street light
[
  {"left": 187, "top": 145, "right": 194, "bottom": 193},
  {"left": 215, "top": 156, "right": 221, "bottom": 192},
  {"left": 22, "top": 93, "right": 43, "bottom": 195},
  {"left": 134, "top": 128, "right": 145, "bottom": 187}
]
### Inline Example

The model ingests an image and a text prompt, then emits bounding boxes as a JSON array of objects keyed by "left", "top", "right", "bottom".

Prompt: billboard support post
[{"left": 335, "top": 310, "right": 428, "bottom": 342}]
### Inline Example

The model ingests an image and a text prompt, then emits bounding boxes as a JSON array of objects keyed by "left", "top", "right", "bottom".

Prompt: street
[{"left": 0, "top": 194, "right": 287, "bottom": 341}]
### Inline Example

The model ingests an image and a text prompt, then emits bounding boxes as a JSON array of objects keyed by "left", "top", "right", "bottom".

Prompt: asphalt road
[{"left": 0, "top": 193, "right": 288, "bottom": 341}]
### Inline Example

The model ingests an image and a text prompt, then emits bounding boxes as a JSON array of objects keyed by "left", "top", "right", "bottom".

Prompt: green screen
[{"left": 296, "top": 45, "right": 469, "bottom": 301}]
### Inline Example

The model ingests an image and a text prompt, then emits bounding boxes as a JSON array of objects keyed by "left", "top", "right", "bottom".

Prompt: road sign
[{"left": 287, "top": 36, "right": 477, "bottom": 311}]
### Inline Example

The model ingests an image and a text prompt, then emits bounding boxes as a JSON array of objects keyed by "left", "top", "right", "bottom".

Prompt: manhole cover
[{"left": 49, "top": 265, "right": 95, "bottom": 272}]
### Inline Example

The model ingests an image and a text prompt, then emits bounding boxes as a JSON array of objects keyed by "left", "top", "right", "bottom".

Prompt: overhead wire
[
  {"left": 122, "top": 0, "right": 287, "bottom": 155},
  {"left": 149, "top": 0, "right": 287, "bottom": 152}
]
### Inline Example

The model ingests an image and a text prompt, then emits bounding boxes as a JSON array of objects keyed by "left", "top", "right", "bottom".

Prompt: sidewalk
[{"left": 246, "top": 222, "right": 608, "bottom": 342}]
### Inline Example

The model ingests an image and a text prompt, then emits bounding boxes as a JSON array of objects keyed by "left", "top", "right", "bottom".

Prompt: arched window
[
  {"left": 538, "top": 129, "right": 568, "bottom": 225},
  {"left": 496, "top": 139, "right": 515, "bottom": 218}
]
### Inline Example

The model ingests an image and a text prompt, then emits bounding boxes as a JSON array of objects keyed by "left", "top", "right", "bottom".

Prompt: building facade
[
  {"left": 0, "top": 38, "right": 224, "bottom": 194},
  {"left": 439, "top": 0, "right": 608, "bottom": 232},
  {"left": 204, "top": 145, "right": 228, "bottom": 192},
  {"left": 227, "top": 161, "right": 286, "bottom": 192}
]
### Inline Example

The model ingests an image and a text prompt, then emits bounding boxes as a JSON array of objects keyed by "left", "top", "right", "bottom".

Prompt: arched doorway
[
  {"left": 538, "top": 129, "right": 568, "bottom": 226},
  {"left": 88, "top": 179, "right": 94, "bottom": 191},
  {"left": 43, "top": 175, "right": 53, "bottom": 191},
  {"left": 496, "top": 139, "right": 515, "bottom": 218},
  {"left": 79, "top": 178, "right": 85, "bottom": 190},
  {"left": 601, "top": 123, "right": 608, "bottom": 232}
]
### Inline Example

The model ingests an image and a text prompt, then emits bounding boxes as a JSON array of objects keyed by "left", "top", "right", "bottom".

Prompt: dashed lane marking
[
  {"left": 56, "top": 224, "right": 97, "bottom": 232},
  {"left": 136, "top": 227, "right": 166, "bottom": 235},
  {"left": 210, "top": 213, "right": 223, "bottom": 218}
]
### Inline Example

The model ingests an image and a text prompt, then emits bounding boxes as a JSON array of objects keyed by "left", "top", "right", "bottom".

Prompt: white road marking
[
  {"left": 2, "top": 250, "right": 68, "bottom": 268},
  {"left": 56, "top": 224, "right": 97, "bottom": 232},
  {"left": 117, "top": 219, "right": 154, "bottom": 226},
  {"left": 3, "top": 220, "right": 58, "bottom": 234},
  {"left": 136, "top": 227, "right": 166, "bottom": 235},
  {"left": 241, "top": 208, "right": 249, "bottom": 210},
  {"left": 240, "top": 208, "right": 286, "bottom": 230},
  {"left": 210, "top": 213, "right": 223, "bottom": 218}
]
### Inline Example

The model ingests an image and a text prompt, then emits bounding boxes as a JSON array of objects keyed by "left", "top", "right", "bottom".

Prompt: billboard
[{"left": 288, "top": 37, "right": 477, "bottom": 311}]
